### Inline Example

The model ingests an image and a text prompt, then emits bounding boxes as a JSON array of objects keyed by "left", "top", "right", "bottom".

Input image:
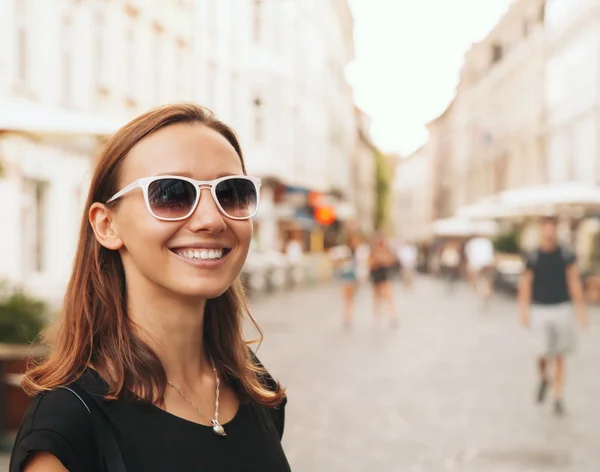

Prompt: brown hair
[{"left": 22, "top": 103, "right": 285, "bottom": 407}]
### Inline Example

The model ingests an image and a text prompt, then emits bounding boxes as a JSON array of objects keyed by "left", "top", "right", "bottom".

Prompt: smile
[{"left": 172, "top": 248, "right": 231, "bottom": 261}]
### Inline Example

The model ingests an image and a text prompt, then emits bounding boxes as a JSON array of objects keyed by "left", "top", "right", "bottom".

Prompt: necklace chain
[{"left": 168, "top": 356, "right": 221, "bottom": 427}]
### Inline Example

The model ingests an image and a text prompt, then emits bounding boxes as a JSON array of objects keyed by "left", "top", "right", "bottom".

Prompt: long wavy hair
[{"left": 22, "top": 103, "right": 285, "bottom": 407}]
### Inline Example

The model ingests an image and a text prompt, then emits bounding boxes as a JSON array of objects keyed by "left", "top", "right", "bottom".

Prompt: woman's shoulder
[{"left": 10, "top": 379, "right": 100, "bottom": 472}]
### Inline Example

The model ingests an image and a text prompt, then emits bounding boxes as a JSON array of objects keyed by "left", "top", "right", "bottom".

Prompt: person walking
[
  {"left": 465, "top": 235, "right": 496, "bottom": 309},
  {"left": 440, "top": 241, "right": 462, "bottom": 294},
  {"left": 369, "top": 233, "right": 398, "bottom": 327},
  {"left": 397, "top": 241, "right": 418, "bottom": 291},
  {"left": 10, "top": 104, "right": 290, "bottom": 472},
  {"left": 336, "top": 233, "right": 362, "bottom": 329},
  {"left": 518, "top": 216, "right": 588, "bottom": 415}
]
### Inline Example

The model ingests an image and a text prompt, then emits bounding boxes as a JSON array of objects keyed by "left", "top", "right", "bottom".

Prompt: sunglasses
[{"left": 106, "top": 175, "right": 261, "bottom": 221}]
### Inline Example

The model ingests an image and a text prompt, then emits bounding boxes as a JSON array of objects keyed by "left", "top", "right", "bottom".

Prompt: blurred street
[
  {"left": 2, "top": 277, "right": 600, "bottom": 472},
  {"left": 253, "top": 277, "right": 600, "bottom": 472}
]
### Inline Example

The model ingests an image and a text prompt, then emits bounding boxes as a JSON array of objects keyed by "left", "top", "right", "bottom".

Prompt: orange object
[{"left": 314, "top": 206, "right": 336, "bottom": 225}]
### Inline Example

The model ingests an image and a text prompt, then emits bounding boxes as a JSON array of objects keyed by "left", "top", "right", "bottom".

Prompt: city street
[{"left": 2, "top": 277, "right": 599, "bottom": 471}]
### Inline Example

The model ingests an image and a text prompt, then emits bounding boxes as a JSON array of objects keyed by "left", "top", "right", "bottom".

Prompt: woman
[
  {"left": 337, "top": 233, "right": 361, "bottom": 328},
  {"left": 10, "top": 104, "right": 290, "bottom": 472},
  {"left": 369, "top": 233, "right": 397, "bottom": 327}
]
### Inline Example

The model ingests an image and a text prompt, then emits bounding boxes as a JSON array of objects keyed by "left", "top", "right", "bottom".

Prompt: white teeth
[{"left": 175, "top": 248, "right": 225, "bottom": 261}]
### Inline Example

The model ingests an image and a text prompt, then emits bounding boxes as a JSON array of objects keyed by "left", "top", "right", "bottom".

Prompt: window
[
  {"left": 152, "top": 26, "right": 163, "bottom": 104},
  {"left": 206, "top": 60, "right": 218, "bottom": 110},
  {"left": 572, "top": 115, "right": 597, "bottom": 183},
  {"left": 548, "top": 132, "right": 570, "bottom": 183},
  {"left": 230, "top": 72, "right": 239, "bottom": 124},
  {"left": 206, "top": 0, "right": 217, "bottom": 41},
  {"left": 491, "top": 43, "right": 503, "bottom": 64},
  {"left": 92, "top": 9, "right": 106, "bottom": 89},
  {"left": 252, "top": 0, "right": 262, "bottom": 42},
  {"left": 175, "top": 39, "right": 187, "bottom": 98},
  {"left": 15, "top": 0, "right": 28, "bottom": 83},
  {"left": 253, "top": 96, "right": 263, "bottom": 141},
  {"left": 125, "top": 24, "right": 136, "bottom": 102},
  {"left": 21, "top": 179, "right": 48, "bottom": 274},
  {"left": 61, "top": 16, "right": 74, "bottom": 107}
]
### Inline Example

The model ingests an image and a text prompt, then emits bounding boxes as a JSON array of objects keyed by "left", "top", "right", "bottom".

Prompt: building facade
[
  {"left": 544, "top": 0, "right": 600, "bottom": 267},
  {"left": 452, "top": 0, "right": 547, "bottom": 209},
  {"left": 196, "top": 0, "right": 356, "bottom": 253},
  {"left": 0, "top": 0, "right": 357, "bottom": 303},
  {"left": 426, "top": 100, "right": 456, "bottom": 221},
  {"left": 0, "top": 0, "right": 197, "bottom": 305},
  {"left": 545, "top": 0, "right": 600, "bottom": 185},
  {"left": 393, "top": 144, "right": 433, "bottom": 243},
  {"left": 350, "top": 108, "right": 376, "bottom": 235}
]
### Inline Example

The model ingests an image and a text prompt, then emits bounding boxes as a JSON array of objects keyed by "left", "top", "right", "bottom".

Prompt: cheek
[
  {"left": 117, "top": 210, "right": 177, "bottom": 251},
  {"left": 231, "top": 221, "right": 253, "bottom": 249}
]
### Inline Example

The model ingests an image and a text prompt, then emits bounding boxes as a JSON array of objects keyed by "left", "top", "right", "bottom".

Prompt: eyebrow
[
  {"left": 154, "top": 171, "right": 241, "bottom": 179},
  {"left": 156, "top": 171, "right": 195, "bottom": 178}
]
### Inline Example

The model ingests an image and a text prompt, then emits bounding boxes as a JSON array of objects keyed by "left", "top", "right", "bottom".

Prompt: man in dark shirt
[{"left": 518, "top": 216, "right": 588, "bottom": 415}]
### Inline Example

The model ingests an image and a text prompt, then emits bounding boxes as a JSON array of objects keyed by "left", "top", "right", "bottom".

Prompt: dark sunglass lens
[
  {"left": 215, "top": 178, "right": 258, "bottom": 218},
  {"left": 148, "top": 179, "right": 196, "bottom": 219}
]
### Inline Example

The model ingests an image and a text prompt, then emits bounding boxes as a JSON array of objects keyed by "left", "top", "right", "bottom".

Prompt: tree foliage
[{"left": 374, "top": 150, "right": 393, "bottom": 232}]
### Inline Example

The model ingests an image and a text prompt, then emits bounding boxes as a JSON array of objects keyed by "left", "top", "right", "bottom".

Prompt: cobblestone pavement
[{"left": 2, "top": 277, "right": 599, "bottom": 471}]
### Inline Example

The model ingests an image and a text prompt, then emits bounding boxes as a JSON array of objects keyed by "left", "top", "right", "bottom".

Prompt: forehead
[{"left": 120, "top": 122, "right": 243, "bottom": 182}]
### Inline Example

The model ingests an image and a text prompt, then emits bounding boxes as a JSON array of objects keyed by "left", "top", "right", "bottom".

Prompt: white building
[
  {"left": 0, "top": 0, "right": 198, "bottom": 305},
  {"left": 195, "top": 0, "right": 356, "bottom": 252},
  {"left": 544, "top": 0, "right": 600, "bottom": 266},
  {"left": 0, "top": 0, "right": 357, "bottom": 303},
  {"left": 545, "top": 0, "right": 600, "bottom": 185}
]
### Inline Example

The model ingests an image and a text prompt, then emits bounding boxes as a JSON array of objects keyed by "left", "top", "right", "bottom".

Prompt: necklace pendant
[{"left": 211, "top": 420, "right": 227, "bottom": 437}]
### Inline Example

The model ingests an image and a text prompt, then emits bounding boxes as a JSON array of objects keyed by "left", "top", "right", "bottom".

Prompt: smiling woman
[{"left": 9, "top": 104, "right": 290, "bottom": 472}]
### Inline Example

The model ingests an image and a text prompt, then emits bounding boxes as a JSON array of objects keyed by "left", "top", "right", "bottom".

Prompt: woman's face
[{"left": 109, "top": 123, "right": 252, "bottom": 300}]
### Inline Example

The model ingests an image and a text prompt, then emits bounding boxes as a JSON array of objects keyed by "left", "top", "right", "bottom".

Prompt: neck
[
  {"left": 126, "top": 277, "right": 210, "bottom": 387},
  {"left": 540, "top": 240, "right": 558, "bottom": 252}
]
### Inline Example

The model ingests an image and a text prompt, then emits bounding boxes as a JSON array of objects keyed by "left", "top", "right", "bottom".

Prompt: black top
[
  {"left": 10, "top": 365, "right": 290, "bottom": 472},
  {"left": 527, "top": 247, "right": 575, "bottom": 305}
]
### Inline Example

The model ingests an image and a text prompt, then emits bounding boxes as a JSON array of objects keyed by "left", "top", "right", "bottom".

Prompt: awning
[
  {"left": 433, "top": 217, "right": 499, "bottom": 237},
  {"left": 457, "top": 196, "right": 515, "bottom": 220},
  {"left": 501, "top": 181, "right": 600, "bottom": 208},
  {"left": 0, "top": 99, "right": 123, "bottom": 136}
]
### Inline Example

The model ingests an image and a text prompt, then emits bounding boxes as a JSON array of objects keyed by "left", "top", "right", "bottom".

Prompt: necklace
[{"left": 168, "top": 356, "right": 227, "bottom": 437}]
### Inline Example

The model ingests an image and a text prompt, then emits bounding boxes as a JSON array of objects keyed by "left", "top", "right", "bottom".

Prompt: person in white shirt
[
  {"left": 397, "top": 242, "right": 418, "bottom": 290},
  {"left": 465, "top": 236, "right": 496, "bottom": 302}
]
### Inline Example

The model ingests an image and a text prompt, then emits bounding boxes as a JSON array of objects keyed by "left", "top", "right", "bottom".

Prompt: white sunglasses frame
[{"left": 106, "top": 174, "right": 262, "bottom": 221}]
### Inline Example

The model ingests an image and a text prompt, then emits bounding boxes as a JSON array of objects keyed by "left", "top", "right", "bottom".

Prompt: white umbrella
[{"left": 433, "top": 217, "right": 499, "bottom": 237}]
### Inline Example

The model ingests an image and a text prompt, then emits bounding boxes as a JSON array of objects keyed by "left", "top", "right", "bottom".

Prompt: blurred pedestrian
[
  {"left": 465, "top": 235, "right": 496, "bottom": 309},
  {"left": 518, "top": 216, "right": 588, "bottom": 416},
  {"left": 369, "top": 233, "right": 398, "bottom": 327},
  {"left": 440, "top": 241, "right": 461, "bottom": 293},
  {"left": 397, "top": 241, "right": 418, "bottom": 290},
  {"left": 336, "top": 233, "right": 362, "bottom": 329},
  {"left": 10, "top": 104, "right": 290, "bottom": 471}
]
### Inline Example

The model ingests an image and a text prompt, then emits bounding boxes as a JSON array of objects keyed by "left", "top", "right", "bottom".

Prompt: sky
[{"left": 347, "top": 0, "right": 513, "bottom": 156}]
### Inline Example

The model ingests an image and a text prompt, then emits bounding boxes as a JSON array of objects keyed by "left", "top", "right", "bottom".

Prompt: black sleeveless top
[{"left": 10, "top": 365, "right": 290, "bottom": 472}]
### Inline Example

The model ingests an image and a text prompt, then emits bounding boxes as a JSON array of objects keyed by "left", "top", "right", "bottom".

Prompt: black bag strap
[{"left": 59, "top": 384, "right": 128, "bottom": 472}]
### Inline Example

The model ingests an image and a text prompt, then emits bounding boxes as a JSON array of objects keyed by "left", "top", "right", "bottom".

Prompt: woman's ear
[{"left": 89, "top": 203, "right": 124, "bottom": 250}]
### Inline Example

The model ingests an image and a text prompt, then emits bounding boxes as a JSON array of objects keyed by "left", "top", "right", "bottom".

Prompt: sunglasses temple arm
[{"left": 107, "top": 181, "right": 141, "bottom": 203}]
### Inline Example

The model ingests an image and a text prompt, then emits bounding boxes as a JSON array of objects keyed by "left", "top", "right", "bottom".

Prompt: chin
[{"left": 174, "top": 282, "right": 232, "bottom": 300}]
